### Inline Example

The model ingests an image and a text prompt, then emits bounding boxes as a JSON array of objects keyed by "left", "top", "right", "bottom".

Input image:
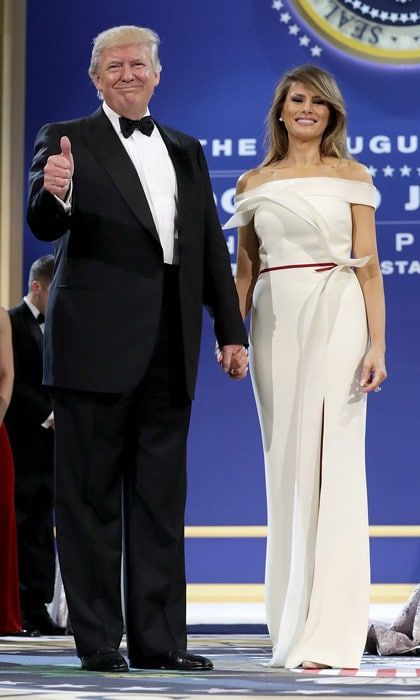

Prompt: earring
[{"left": 279, "top": 117, "right": 283, "bottom": 122}]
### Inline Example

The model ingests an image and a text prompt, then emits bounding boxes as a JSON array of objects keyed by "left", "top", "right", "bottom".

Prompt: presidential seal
[{"left": 292, "top": 0, "right": 420, "bottom": 63}]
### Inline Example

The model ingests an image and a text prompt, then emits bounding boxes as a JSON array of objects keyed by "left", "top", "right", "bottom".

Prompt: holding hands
[
  {"left": 216, "top": 344, "right": 248, "bottom": 380},
  {"left": 44, "top": 136, "right": 74, "bottom": 201}
]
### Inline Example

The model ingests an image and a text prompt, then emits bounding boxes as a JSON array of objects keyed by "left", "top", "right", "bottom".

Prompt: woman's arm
[
  {"left": 0, "top": 308, "right": 14, "bottom": 424},
  {"left": 352, "top": 202, "right": 387, "bottom": 392},
  {"left": 236, "top": 222, "right": 260, "bottom": 319},
  {"left": 235, "top": 176, "right": 260, "bottom": 320}
]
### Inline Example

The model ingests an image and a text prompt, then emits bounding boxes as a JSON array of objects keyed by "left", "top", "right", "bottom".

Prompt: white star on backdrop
[
  {"left": 400, "top": 165, "right": 412, "bottom": 176},
  {"left": 383, "top": 165, "right": 394, "bottom": 177},
  {"left": 368, "top": 166, "right": 377, "bottom": 177},
  {"left": 271, "top": 2, "right": 324, "bottom": 60},
  {"left": 280, "top": 12, "right": 291, "bottom": 23},
  {"left": 310, "top": 45, "right": 322, "bottom": 56}
]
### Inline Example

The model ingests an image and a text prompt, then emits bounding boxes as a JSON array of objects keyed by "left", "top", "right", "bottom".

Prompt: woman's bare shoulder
[
  {"left": 0, "top": 307, "right": 8, "bottom": 325},
  {"left": 0, "top": 307, "right": 11, "bottom": 336},
  {"left": 334, "top": 159, "right": 373, "bottom": 184},
  {"left": 236, "top": 168, "right": 266, "bottom": 194}
]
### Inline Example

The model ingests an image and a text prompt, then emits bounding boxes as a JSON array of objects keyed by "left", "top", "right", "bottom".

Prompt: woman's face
[{"left": 281, "top": 80, "right": 330, "bottom": 142}]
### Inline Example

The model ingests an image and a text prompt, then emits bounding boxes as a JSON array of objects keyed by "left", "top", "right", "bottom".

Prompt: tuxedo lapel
[
  {"left": 155, "top": 123, "right": 195, "bottom": 235},
  {"left": 19, "top": 302, "right": 43, "bottom": 357},
  {"left": 82, "top": 108, "right": 160, "bottom": 244}
]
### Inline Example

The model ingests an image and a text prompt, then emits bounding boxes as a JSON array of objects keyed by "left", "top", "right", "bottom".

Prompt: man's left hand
[{"left": 216, "top": 344, "right": 248, "bottom": 380}]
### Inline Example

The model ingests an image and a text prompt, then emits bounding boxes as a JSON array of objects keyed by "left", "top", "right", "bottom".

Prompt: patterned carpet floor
[{"left": 1, "top": 634, "right": 420, "bottom": 698}]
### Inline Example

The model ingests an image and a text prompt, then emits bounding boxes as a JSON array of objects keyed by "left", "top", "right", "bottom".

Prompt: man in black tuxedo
[
  {"left": 5, "top": 255, "right": 62, "bottom": 635},
  {"left": 27, "top": 25, "right": 248, "bottom": 672}
]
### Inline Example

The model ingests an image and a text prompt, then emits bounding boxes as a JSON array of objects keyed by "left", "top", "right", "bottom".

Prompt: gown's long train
[{"left": 224, "top": 177, "right": 377, "bottom": 668}]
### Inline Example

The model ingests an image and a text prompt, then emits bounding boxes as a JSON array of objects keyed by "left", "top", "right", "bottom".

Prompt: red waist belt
[{"left": 260, "top": 262, "right": 337, "bottom": 274}]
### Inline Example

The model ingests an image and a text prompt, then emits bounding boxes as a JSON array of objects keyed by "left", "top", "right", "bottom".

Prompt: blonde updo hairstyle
[{"left": 262, "top": 64, "right": 349, "bottom": 166}]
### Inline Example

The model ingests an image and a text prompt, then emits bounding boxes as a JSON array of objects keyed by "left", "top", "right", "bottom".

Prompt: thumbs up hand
[{"left": 44, "top": 136, "right": 74, "bottom": 201}]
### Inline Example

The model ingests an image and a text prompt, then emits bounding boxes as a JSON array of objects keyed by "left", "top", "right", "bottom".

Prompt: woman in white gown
[{"left": 224, "top": 65, "right": 387, "bottom": 669}]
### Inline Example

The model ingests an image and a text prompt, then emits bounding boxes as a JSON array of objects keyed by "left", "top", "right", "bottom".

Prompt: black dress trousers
[{"left": 52, "top": 266, "right": 192, "bottom": 657}]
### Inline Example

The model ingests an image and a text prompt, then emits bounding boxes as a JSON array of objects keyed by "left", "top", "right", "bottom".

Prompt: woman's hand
[
  {"left": 360, "top": 347, "right": 387, "bottom": 393},
  {"left": 215, "top": 343, "right": 249, "bottom": 380}
]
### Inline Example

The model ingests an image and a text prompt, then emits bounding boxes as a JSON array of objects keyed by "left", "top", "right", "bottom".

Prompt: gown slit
[{"left": 319, "top": 401, "right": 325, "bottom": 494}]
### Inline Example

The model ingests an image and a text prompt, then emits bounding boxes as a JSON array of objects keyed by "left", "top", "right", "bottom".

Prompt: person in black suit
[
  {"left": 27, "top": 25, "right": 248, "bottom": 673},
  {"left": 5, "top": 255, "right": 63, "bottom": 635}
]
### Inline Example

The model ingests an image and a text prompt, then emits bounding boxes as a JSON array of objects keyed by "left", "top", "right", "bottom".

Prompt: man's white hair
[{"left": 88, "top": 25, "right": 162, "bottom": 80}]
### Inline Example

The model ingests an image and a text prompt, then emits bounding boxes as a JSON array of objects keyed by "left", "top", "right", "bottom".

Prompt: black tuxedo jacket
[
  {"left": 27, "top": 107, "right": 247, "bottom": 397},
  {"left": 5, "top": 302, "right": 54, "bottom": 466}
]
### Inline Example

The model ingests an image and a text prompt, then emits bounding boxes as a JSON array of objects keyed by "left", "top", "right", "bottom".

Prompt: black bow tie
[
  {"left": 119, "top": 115, "right": 154, "bottom": 138},
  {"left": 36, "top": 313, "right": 45, "bottom": 324}
]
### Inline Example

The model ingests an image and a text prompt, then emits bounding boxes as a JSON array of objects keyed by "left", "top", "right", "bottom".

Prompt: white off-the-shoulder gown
[{"left": 224, "top": 177, "right": 377, "bottom": 669}]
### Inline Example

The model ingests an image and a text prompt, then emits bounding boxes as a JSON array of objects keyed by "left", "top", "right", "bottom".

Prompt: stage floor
[{"left": 1, "top": 632, "right": 419, "bottom": 699}]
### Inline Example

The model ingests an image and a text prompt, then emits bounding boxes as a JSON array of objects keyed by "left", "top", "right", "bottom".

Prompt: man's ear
[{"left": 92, "top": 73, "right": 101, "bottom": 91}]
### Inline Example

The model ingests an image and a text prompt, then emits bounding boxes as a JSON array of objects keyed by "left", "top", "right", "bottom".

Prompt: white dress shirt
[
  {"left": 56, "top": 102, "right": 179, "bottom": 264},
  {"left": 102, "top": 101, "right": 179, "bottom": 265},
  {"left": 23, "top": 295, "right": 44, "bottom": 332}
]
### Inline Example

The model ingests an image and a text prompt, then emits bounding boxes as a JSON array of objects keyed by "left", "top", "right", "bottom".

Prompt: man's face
[{"left": 92, "top": 43, "right": 160, "bottom": 118}]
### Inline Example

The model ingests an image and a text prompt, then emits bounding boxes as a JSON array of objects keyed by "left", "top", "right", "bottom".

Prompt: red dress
[{"left": 0, "top": 422, "right": 22, "bottom": 633}]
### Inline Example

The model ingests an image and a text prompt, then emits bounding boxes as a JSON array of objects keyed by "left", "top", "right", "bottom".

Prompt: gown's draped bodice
[{"left": 223, "top": 177, "right": 377, "bottom": 271}]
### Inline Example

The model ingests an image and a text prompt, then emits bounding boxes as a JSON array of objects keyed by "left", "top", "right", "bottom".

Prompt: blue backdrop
[{"left": 24, "top": 0, "right": 420, "bottom": 586}]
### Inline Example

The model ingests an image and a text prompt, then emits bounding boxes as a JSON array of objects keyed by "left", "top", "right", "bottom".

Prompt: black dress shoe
[
  {"left": 23, "top": 613, "right": 65, "bottom": 636},
  {"left": 9, "top": 626, "right": 41, "bottom": 637},
  {"left": 80, "top": 647, "right": 128, "bottom": 672},
  {"left": 130, "top": 649, "right": 213, "bottom": 671}
]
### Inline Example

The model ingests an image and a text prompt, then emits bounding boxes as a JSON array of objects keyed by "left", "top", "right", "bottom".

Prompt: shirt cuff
[
  {"left": 54, "top": 180, "right": 73, "bottom": 213},
  {"left": 41, "top": 411, "right": 54, "bottom": 429}
]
